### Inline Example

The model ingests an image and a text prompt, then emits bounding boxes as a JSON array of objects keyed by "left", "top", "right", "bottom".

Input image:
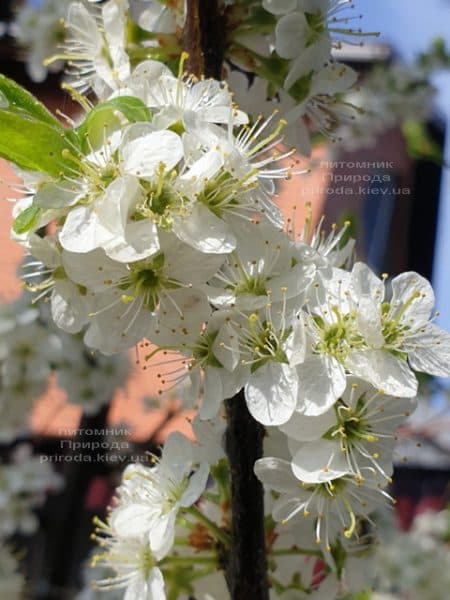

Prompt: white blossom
[
  {"left": 91, "top": 522, "right": 168, "bottom": 600},
  {"left": 112, "top": 432, "right": 209, "bottom": 553},
  {"left": 283, "top": 377, "right": 415, "bottom": 484},
  {"left": 0, "top": 444, "right": 63, "bottom": 536},
  {"left": 58, "top": 0, "right": 131, "bottom": 97},
  {"left": 11, "top": 0, "right": 72, "bottom": 82}
]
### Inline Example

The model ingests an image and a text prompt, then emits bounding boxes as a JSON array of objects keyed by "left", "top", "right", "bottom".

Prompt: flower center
[
  {"left": 191, "top": 331, "right": 223, "bottom": 368},
  {"left": 119, "top": 253, "right": 174, "bottom": 311},
  {"left": 139, "top": 547, "right": 156, "bottom": 579},
  {"left": 234, "top": 275, "right": 267, "bottom": 297},
  {"left": 134, "top": 167, "right": 184, "bottom": 230},
  {"left": 325, "top": 394, "right": 377, "bottom": 448},
  {"left": 305, "top": 11, "right": 326, "bottom": 46},
  {"left": 197, "top": 170, "right": 256, "bottom": 218},
  {"left": 381, "top": 292, "right": 421, "bottom": 357},
  {"left": 161, "top": 476, "right": 189, "bottom": 514},
  {"left": 244, "top": 314, "right": 290, "bottom": 372},
  {"left": 313, "top": 309, "right": 364, "bottom": 363}
]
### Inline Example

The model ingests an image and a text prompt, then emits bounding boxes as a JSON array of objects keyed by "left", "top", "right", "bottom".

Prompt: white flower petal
[
  {"left": 147, "top": 568, "right": 166, "bottom": 600},
  {"left": 275, "top": 12, "right": 309, "bottom": 59},
  {"left": 390, "top": 271, "right": 435, "bottom": 326},
  {"left": 284, "top": 37, "right": 331, "bottom": 90},
  {"left": 311, "top": 63, "right": 358, "bottom": 96},
  {"left": 406, "top": 323, "right": 450, "bottom": 377},
  {"left": 149, "top": 512, "right": 175, "bottom": 553},
  {"left": 172, "top": 203, "right": 236, "bottom": 254},
  {"left": 180, "top": 463, "right": 209, "bottom": 507},
  {"left": 262, "top": 0, "right": 297, "bottom": 15},
  {"left": 346, "top": 349, "right": 418, "bottom": 397},
  {"left": 279, "top": 407, "right": 335, "bottom": 442},
  {"left": 59, "top": 205, "right": 114, "bottom": 253},
  {"left": 245, "top": 362, "right": 298, "bottom": 426},
  {"left": 286, "top": 318, "right": 306, "bottom": 366},
  {"left": 51, "top": 280, "right": 89, "bottom": 334},
  {"left": 291, "top": 441, "right": 350, "bottom": 483},
  {"left": 112, "top": 503, "right": 158, "bottom": 538},
  {"left": 161, "top": 432, "right": 194, "bottom": 477},
  {"left": 62, "top": 248, "right": 125, "bottom": 291},
  {"left": 121, "top": 130, "right": 183, "bottom": 179},
  {"left": 296, "top": 355, "right": 345, "bottom": 416},
  {"left": 254, "top": 457, "right": 298, "bottom": 493},
  {"left": 34, "top": 180, "right": 82, "bottom": 209},
  {"left": 272, "top": 495, "right": 305, "bottom": 523},
  {"left": 200, "top": 367, "right": 224, "bottom": 419}
]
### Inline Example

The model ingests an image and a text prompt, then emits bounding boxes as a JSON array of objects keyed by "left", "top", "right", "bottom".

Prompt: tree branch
[
  {"left": 182, "top": 3, "right": 269, "bottom": 598},
  {"left": 224, "top": 391, "right": 269, "bottom": 599},
  {"left": 183, "top": 0, "right": 224, "bottom": 79}
]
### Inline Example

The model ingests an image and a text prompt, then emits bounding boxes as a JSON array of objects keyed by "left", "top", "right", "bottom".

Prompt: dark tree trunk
[{"left": 224, "top": 391, "right": 269, "bottom": 599}]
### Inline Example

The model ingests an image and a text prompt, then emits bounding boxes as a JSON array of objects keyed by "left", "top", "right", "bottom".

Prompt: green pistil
[
  {"left": 324, "top": 395, "right": 378, "bottom": 446},
  {"left": 197, "top": 170, "right": 255, "bottom": 218},
  {"left": 308, "top": 478, "right": 347, "bottom": 499},
  {"left": 99, "top": 164, "right": 119, "bottom": 187},
  {"left": 100, "top": 44, "right": 114, "bottom": 71},
  {"left": 133, "top": 268, "right": 159, "bottom": 290},
  {"left": 140, "top": 547, "right": 156, "bottom": 580},
  {"left": 234, "top": 275, "right": 267, "bottom": 297},
  {"left": 314, "top": 309, "right": 365, "bottom": 362},
  {"left": 381, "top": 292, "right": 421, "bottom": 358},
  {"left": 122, "top": 254, "right": 172, "bottom": 310},
  {"left": 53, "top": 266, "right": 66, "bottom": 280},
  {"left": 382, "top": 317, "right": 408, "bottom": 346},
  {"left": 134, "top": 168, "right": 182, "bottom": 229},
  {"left": 248, "top": 315, "right": 290, "bottom": 372},
  {"left": 169, "top": 120, "right": 185, "bottom": 136},
  {"left": 287, "top": 70, "right": 314, "bottom": 101},
  {"left": 14, "top": 344, "right": 33, "bottom": 359},
  {"left": 192, "top": 332, "right": 223, "bottom": 369},
  {"left": 305, "top": 12, "right": 326, "bottom": 47}
]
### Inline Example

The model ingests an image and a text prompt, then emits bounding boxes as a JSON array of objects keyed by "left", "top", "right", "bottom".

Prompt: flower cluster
[
  {"left": 371, "top": 507, "right": 450, "bottom": 600},
  {"left": 0, "top": 544, "right": 24, "bottom": 599},
  {"left": 335, "top": 62, "right": 438, "bottom": 152},
  {"left": 0, "top": 286, "right": 129, "bottom": 439},
  {"left": 2, "top": 3, "right": 450, "bottom": 598},
  {"left": 11, "top": 0, "right": 366, "bottom": 155},
  {"left": 10, "top": 0, "right": 74, "bottom": 82},
  {"left": 226, "top": 0, "right": 370, "bottom": 154},
  {"left": 2, "top": 43, "right": 450, "bottom": 593},
  {"left": 89, "top": 430, "right": 216, "bottom": 599},
  {"left": 0, "top": 444, "right": 63, "bottom": 537},
  {"left": 0, "top": 295, "right": 60, "bottom": 441}
]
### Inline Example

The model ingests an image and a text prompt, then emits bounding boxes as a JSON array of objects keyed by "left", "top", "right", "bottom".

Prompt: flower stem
[
  {"left": 271, "top": 548, "right": 322, "bottom": 558},
  {"left": 185, "top": 505, "right": 231, "bottom": 548},
  {"left": 161, "top": 555, "right": 217, "bottom": 567}
]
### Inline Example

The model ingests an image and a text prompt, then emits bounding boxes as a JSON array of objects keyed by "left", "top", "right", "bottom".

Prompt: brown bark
[{"left": 183, "top": 0, "right": 224, "bottom": 79}]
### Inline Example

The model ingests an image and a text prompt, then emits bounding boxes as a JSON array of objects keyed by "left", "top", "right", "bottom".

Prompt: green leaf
[
  {"left": 100, "top": 96, "right": 152, "bottom": 123},
  {"left": 75, "top": 96, "right": 152, "bottom": 151},
  {"left": 0, "top": 73, "right": 63, "bottom": 129},
  {"left": 402, "top": 120, "right": 443, "bottom": 164},
  {"left": 0, "top": 110, "right": 76, "bottom": 176},
  {"left": 12, "top": 205, "right": 42, "bottom": 235}
]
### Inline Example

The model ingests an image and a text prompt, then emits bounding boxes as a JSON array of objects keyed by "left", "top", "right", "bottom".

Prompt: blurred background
[{"left": 0, "top": 0, "right": 449, "bottom": 598}]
